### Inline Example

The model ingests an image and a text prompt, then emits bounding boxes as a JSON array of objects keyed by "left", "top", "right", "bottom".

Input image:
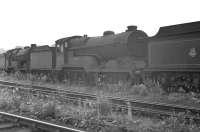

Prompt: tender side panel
[
  {"left": 30, "top": 51, "right": 52, "bottom": 70},
  {"left": 148, "top": 38, "right": 200, "bottom": 69}
]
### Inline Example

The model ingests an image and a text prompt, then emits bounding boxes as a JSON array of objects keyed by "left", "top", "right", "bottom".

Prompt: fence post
[{"left": 127, "top": 101, "right": 133, "bottom": 120}]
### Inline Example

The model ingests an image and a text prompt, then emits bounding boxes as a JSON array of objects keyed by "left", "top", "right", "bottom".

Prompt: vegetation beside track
[
  {"left": 1, "top": 71, "right": 200, "bottom": 107},
  {"left": 0, "top": 85, "right": 200, "bottom": 131}
]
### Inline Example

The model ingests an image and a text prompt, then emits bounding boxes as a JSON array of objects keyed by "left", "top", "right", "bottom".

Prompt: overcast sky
[{"left": 0, "top": 0, "right": 200, "bottom": 50}]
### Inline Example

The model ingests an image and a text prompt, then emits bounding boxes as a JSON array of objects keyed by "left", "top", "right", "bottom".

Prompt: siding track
[{"left": 0, "top": 80, "right": 200, "bottom": 120}]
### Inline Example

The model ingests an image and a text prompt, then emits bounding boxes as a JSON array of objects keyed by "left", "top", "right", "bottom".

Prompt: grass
[
  {"left": 1, "top": 71, "right": 160, "bottom": 97},
  {"left": 0, "top": 86, "right": 200, "bottom": 131},
  {"left": 2, "top": 72, "right": 200, "bottom": 131},
  {"left": 153, "top": 113, "right": 200, "bottom": 132},
  {"left": 2, "top": 71, "right": 200, "bottom": 108}
]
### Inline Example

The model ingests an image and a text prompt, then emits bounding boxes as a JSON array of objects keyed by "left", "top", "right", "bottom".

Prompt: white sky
[{"left": 0, "top": 0, "right": 200, "bottom": 50}]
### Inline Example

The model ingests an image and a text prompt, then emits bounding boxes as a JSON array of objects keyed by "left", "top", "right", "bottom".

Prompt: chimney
[
  {"left": 31, "top": 44, "right": 37, "bottom": 48},
  {"left": 126, "top": 26, "right": 137, "bottom": 32}
]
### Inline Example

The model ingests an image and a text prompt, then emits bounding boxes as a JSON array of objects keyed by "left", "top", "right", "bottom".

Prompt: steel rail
[
  {"left": 0, "top": 80, "right": 200, "bottom": 119},
  {"left": 0, "top": 111, "right": 85, "bottom": 132}
]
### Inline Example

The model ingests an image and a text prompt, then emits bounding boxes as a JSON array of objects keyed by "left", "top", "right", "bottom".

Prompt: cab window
[
  {"left": 56, "top": 44, "right": 64, "bottom": 53},
  {"left": 60, "top": 44, "right": 64, "bottom": 53}
]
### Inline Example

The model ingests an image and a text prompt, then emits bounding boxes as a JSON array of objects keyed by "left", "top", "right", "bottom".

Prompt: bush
[
  {"left": 0, "top": 89, "right": 21, "bottom": 110},
  {"left": 0, "top": 71, "right": 8, "bottom": 77},
  {"left": 1, "top": 83, "right": 200, "bottom": 132},
  {"left": 144, "top": 79, "right": 164, "bottom": 95},
  {"left": 130, "top": 84, "right": 149, "bottom": 96},
  {"left": 19, "top": 102, "right": 31, "bottom": 113},
  {"left": 41, "top": 101, "right": 56, "bottom": 118},
  {"left": 96, "top": 92, "right": 112, "bottom": 117},
  {"left": 153, "top": 113, "right": 200, "bottom": 132}
]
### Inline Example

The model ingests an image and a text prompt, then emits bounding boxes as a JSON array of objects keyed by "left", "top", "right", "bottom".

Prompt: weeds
[
  {"left": 154, "top": 113, "right": 200, "bottom": 132},
  {"left": 1, "top": 72, "right": 200, "bottom": 131},
  {"left": 0, "top": 72, "right": 165, "bottom": 99},
  {"left": 0, "top": 86, "right": 199, "bottom": 131}
]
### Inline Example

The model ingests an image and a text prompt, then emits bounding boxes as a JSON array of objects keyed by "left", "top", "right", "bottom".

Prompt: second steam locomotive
[{"left": 1, "top": 21, "right": 200, "bottom": 92}]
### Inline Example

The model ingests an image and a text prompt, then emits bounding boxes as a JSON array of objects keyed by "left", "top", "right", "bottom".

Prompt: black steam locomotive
[{"left": 1, "top": 21, "right": 200, "bottom": 92}]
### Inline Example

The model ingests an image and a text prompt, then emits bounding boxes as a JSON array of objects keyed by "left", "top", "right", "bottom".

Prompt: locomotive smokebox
[{"left": 126, "top": 26, "right": 137, "bottom": 31}]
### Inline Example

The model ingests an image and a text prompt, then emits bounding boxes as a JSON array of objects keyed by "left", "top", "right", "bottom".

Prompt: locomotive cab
[{"left": 55, "top": 41, "right": 66, "bottom": 70}]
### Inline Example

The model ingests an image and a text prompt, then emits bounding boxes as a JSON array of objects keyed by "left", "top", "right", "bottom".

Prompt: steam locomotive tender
[{"left": 146, "top": 21, "right": 200, "bottom": 92}]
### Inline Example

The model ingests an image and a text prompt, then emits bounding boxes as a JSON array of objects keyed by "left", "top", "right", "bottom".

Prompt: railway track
[
  {"left": 0, "top": 80, "right": 200, "bottom": 120},
  {"left": 0, "top": 111, "right": 85, "bottom": 132},
  {"left": 0, "top": 120, "right": 31, "bottom": 132}
]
